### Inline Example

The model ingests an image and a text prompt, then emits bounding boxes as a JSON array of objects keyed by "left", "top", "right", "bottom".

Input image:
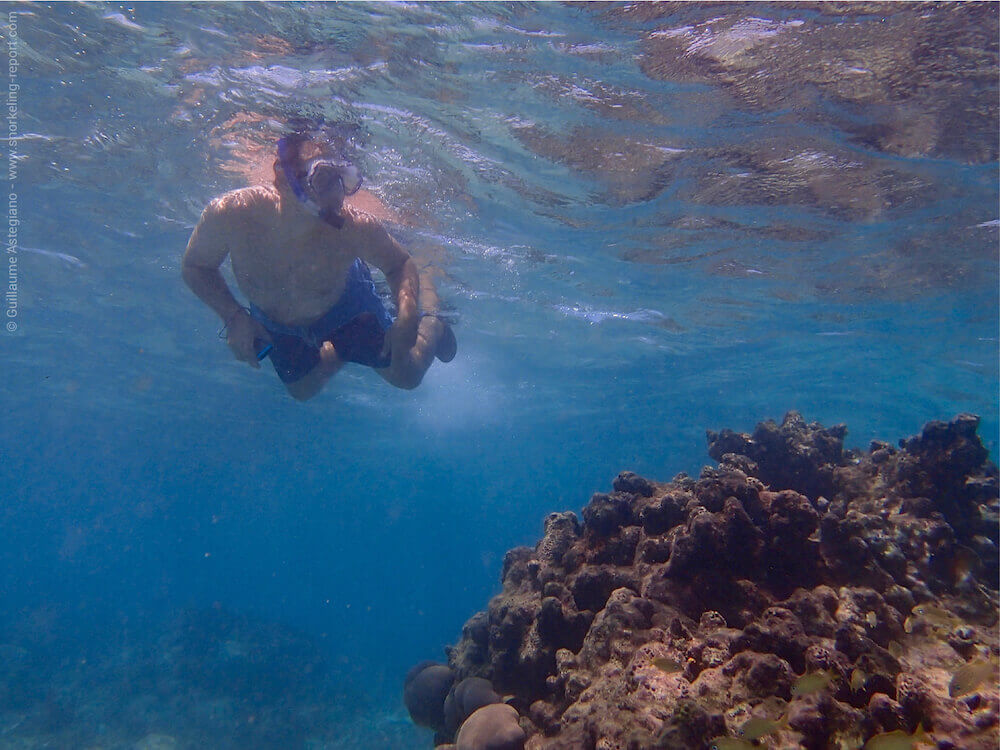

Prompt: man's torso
[{"left": 224, "top": 186, "right": 369, "bottom": 326}]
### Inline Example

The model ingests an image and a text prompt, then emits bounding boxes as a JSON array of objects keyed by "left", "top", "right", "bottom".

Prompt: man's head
[{"left": 274, "top": 134, "right": 362, "bottom": 228}]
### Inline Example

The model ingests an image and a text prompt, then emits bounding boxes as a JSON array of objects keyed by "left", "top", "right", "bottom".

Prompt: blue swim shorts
[{"left": 249, "top": 258, "right": 395, "bottom": 382}]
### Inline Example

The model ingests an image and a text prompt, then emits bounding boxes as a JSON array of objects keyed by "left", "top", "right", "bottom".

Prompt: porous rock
[{"left": 412, "top": 414, "right": 998, "bottom": 749}]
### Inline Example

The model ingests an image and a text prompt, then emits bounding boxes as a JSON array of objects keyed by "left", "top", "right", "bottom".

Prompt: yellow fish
[
  {"left": 652, "top": 657, "right": 683, "bottom": 673},
  {"left": 865, "top": 611, "right": 878, "bottom": 627},
  {"left": 851, "top": 667, "right": 867, "bottom": 693},
  {"left": 863, "top": 722, "right": 931, "bottom": 750},
  {"left": 709, "top": 738, "right": 755, "bottom": 750},
  {"left": 887, "top": 641, "right": 904, "bottom": 658},
  {"left": 910, "top": 603, "right": 962, "bottom": 630},
  {"left": 737, "top": 713, "right": 788, "bottom": 740},
  {"left": 792, "top": 669, "right": 836, "bottom": 697},
  {"left": 949, "top": 657, "right": 999, "bottom": 698}
]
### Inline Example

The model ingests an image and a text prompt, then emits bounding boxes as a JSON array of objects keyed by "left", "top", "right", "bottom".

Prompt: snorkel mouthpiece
[{"left": 335, "top": 164, "right": 362, "bottom": 196}]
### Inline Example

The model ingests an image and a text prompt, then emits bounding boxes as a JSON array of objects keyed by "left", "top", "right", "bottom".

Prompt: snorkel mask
[{"left": 277, "top": 136, "right": 363, "bottom": 229}]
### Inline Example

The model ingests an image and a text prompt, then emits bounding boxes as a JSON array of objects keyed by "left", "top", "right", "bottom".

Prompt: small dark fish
[
  {"left": 952, "top": 545, "right": 980, "bottom": 584},
  {"left": 792, "top": 669, "right": 836, "bottom": 697}
]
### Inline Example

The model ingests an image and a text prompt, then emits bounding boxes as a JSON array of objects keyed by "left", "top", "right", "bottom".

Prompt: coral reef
[
  {"left": 453, "top": 704, "right": 526, "bottom": 750},
  {"left": 410, "top": 413, "right": 999, "bottom": 749}
]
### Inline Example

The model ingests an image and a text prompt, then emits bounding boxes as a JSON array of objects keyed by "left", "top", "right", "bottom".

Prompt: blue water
[{"left": 3, "top": 3, "right": 997, "bottom": 747}]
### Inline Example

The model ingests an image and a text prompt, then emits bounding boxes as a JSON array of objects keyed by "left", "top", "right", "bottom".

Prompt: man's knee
[
  {"left": 285, "top": 379, "right": 320, "bottom": 401},
  {"left": 389, "top": 368, "right": 424, "bottom": 390}
]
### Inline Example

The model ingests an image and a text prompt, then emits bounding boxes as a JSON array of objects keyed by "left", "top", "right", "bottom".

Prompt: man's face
[
  {"left": 275, "top": 136, "right": 362, "bottom": 228},
  {"left": 272, "top": 157, "right": 345, "bottom": 220},
  {"left": 306, "top": 161, "right": 347, "bottom": 216}
]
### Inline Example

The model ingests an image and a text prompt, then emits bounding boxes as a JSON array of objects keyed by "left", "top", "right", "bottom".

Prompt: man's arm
[
  {"left": 182, "top": 196, "right": 268, "bottom": 367},
  {"left": 181, "top": 198, "right": 244, "bottom": 324},
  {"left": 359, "top": 218, "right": 420, "bottom": 349}
]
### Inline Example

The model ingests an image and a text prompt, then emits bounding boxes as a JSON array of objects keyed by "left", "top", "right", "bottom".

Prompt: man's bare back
[{"left": 182, "top": 139, "right": 455, "bottom": 400}]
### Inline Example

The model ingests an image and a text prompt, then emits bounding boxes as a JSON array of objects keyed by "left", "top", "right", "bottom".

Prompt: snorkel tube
[{"left": 276, "top": 135, "right": 311, "bottom": 203}]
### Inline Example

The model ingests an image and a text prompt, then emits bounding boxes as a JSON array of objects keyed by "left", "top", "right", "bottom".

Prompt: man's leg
[
  {"left": 282, "top": 341, "right": 343, "bottom": 401},
  {"left": 284, "top": 368, "right": 329, "bottom": 401},
  {"left": 378, "top": 269, "right": 451, "bottom": 390}
]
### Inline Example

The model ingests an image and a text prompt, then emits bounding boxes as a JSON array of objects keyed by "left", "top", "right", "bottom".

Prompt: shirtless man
[{"left": 182, "top": 134, "right": 456, "bottom": 400}]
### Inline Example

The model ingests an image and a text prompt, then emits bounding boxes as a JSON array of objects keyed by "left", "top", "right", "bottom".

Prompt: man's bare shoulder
[
  {"left": 341, "top": 203, "right": 390, "bottom": 238},
  {"left": 207, "top": 186, "right": 279, "bottom": 226},
  {"left": 341, "top": 204, "right": 410, "bottom": 272}
]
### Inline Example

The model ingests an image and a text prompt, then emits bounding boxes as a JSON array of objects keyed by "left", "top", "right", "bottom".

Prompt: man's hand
[
  {"left": 226, "top": 309, "right": 271, "bottom": 368},
  {"left": 375, "top": 245, "right": 419, "bottom": 361},
  {"left": 318, "top": 340, "right": 343, "bottom": 375}
]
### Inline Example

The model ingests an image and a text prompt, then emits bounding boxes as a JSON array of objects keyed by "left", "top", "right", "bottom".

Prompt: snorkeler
[{"left": 181, "top": 133, "right": 457, "bottom": 400}]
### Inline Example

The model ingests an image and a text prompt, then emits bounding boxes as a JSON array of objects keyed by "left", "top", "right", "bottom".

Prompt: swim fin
[{"left": 435, "top": 321, "right": 457, "bottom": 363}]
